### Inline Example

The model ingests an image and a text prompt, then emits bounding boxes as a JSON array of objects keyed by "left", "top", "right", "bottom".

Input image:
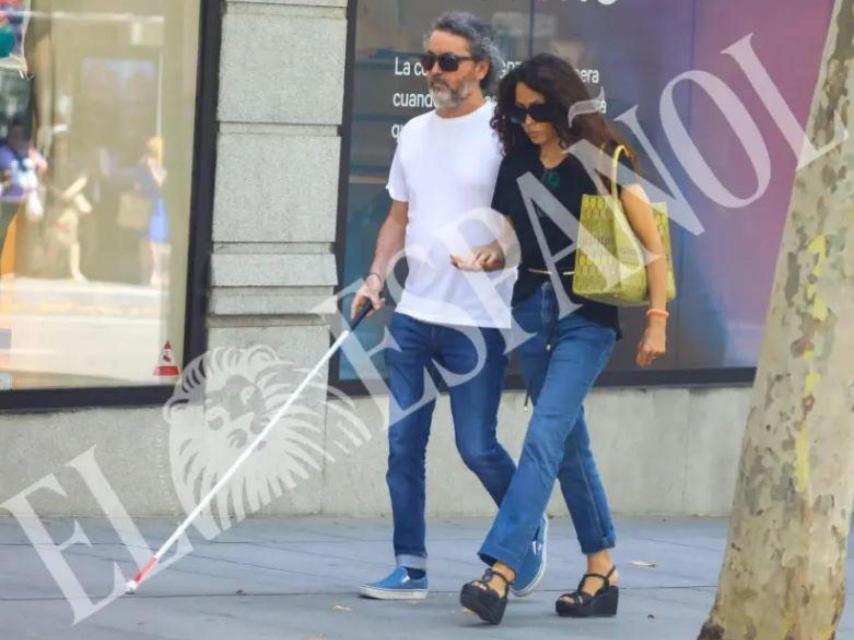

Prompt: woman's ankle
[
  {"left": 585, "top": 552, "right": 618, "bottom": 584},
  {"left": 586, "top": 551, "right": 613, "bottom": 571},
  {"left": 488, "top": 562, "right": 516, "bottom": 595},
  {"left": 492, "top": 562, "right": 516, "bottom": 582}
]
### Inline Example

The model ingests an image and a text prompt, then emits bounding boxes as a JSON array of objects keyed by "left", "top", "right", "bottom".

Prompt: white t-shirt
[{"left": 386, "top": 101, "right": 516, "bottom": 329}]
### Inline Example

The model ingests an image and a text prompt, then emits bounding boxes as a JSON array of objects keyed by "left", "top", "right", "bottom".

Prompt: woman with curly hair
[{"left": 453, "top": 53, "right": 670, "bottom": 625}]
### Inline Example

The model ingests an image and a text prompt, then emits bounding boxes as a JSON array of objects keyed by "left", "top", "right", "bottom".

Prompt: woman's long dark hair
[{"left": 492, "top": 53, "right": 640, "bottom": 177}]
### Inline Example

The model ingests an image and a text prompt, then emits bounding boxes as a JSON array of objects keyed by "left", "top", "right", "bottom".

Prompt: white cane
[{"left": 125, "top": 302, "right": 376, "bottom": 594}]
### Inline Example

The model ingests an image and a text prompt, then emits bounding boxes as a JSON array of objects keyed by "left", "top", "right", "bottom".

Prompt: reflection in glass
[{"left": 0, "top": 1, "right": 200, "bottom": 391}]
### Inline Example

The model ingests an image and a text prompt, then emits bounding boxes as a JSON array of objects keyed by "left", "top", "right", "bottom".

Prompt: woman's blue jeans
[{"left": 479, "top": 283, "right": 618, "bottom": 571}]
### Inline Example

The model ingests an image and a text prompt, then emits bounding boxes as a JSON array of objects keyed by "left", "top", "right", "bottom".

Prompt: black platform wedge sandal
[
  {"left": 460, "top": 567, "right": 513, "bottom": 625},
  {"left": 555, "top": 565, "right": 619, "bottom": 618}
]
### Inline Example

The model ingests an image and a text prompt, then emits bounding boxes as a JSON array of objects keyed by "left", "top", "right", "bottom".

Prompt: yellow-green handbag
[{"left": 572, "top": 145, "right": 677, "bottom": 306}]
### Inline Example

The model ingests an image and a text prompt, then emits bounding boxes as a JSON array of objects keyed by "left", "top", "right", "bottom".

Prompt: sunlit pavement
[{"left": 1, "top": 516, "right": 852, "bottom": 639}]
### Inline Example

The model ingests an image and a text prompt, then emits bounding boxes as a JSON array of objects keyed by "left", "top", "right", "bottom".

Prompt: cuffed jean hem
[
  {"left": 578, "top": 532, "right": 617, "bottom": 556},
  {"left": 396, "top": 554, "right": 427, "bottom": 570},
  {"left": 477, "top": 542, "right": 526, "bottom": 574}
]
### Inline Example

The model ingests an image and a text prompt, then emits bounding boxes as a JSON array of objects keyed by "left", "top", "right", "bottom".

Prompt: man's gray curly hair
[{"left": 425, "top": 12, "right": 504, "bottom": 93}]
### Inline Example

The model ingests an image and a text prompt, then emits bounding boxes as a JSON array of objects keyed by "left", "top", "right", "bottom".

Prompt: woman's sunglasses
[
  {"left": 419, "top": 52, "right": 476, "bottom": 73},
  {"left": 508, "top": 102, "right": 562, "bottom": 125}
]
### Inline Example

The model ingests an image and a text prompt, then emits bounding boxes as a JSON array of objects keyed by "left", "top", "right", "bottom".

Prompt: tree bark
[{"left": 699, "top": 1, "right": 854, "bottom": 638}]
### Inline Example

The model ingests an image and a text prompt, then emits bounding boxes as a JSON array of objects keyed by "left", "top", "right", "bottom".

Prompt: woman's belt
[{"left": 526, "top": 268, "right": 575, "bottom": 276}]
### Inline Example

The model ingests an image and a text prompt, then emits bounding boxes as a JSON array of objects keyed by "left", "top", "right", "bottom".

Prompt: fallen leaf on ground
[{"left": 629, "top": 560, "right": 658, "bottom": 568}]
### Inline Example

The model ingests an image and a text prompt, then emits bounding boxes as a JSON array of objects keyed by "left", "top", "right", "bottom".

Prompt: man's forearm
[{"left": 368, "top": 214, "right": 406, "bottom": 279}]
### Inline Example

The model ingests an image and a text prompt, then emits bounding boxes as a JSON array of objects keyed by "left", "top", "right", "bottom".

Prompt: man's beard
[{"left": 429, "top": 78, "right": 475, "bottom": 109}]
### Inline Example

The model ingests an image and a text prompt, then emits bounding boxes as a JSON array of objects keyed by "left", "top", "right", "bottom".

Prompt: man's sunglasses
[
  {"left": 508, "top": 102, "right": 562, "bottom": 125},
  {"left": 419, "top": 52, "right": 476, "bottom": 73}
]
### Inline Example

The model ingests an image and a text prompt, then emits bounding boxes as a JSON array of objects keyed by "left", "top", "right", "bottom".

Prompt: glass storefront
[{"left": 0, "top": 1, "right": 201, "bottom": 392}]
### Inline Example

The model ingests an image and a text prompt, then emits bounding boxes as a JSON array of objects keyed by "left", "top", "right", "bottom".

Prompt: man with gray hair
[{"left": 352, "top": 12, "right": 547, "bottom": 600}]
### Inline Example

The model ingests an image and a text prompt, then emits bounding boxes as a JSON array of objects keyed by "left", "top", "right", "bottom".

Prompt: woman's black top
[{"left": 491, "top": 144, "right": 636, "bottom": 336}]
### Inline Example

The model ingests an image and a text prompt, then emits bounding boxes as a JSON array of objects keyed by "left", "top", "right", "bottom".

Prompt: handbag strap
[{"left": 610, "top": 144, "right": 628, "bottom": 201}]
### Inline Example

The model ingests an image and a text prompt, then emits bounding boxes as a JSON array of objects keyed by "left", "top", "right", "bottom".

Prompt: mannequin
[
  {"left": 8, "top": 0, "right": 87, "bottom": 279},
  {"left": 0, "top": 0, "right": 31, "bottom": 274},
  {"left": 44, "top": 133, "right": 90, "bottom": 281},
  {"left": 0, "top": 121, "right": 47, "bottom": 279},
  {"left": 0, "top": 0, "right": 58, "bottom": 276}
]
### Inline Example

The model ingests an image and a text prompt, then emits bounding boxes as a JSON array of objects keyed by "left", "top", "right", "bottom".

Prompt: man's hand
[
  {"left": 450, "top": 243, "right": 505, "bottom": 272},
  {"left": 350, "top": 273, "right": 385, "bottom": 319}
]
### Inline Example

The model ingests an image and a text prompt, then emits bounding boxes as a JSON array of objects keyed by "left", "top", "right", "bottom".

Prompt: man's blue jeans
[
  {"left": 479, "top": 283, "right": 618, "bottom": 571},
  {"left": 386, "top": 312, "right": 516, "bottom": 570}
]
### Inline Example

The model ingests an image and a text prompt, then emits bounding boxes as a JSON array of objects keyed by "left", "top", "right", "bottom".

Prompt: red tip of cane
[{"left": 133, "top": 557, "right": 158, "bottom": 585}]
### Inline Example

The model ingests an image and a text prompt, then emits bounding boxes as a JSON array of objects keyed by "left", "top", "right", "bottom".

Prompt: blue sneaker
[
  {"left": 511, "top": 515, "right": 548, "bottom": 597},
  {"left": 359, "top": 566, "right": 429, "bottom": 600}
]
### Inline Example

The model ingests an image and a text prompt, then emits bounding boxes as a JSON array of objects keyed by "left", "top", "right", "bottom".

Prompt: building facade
[{"left": 2, "top": 0, "right": 834, "bottom": 519}]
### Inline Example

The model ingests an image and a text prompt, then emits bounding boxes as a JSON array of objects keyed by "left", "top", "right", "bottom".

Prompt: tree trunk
[{"left": 699, "top": 1, "right": 854, "bottom": 639}]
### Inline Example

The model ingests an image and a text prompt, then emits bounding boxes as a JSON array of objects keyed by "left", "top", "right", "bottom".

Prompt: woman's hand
[
  {"left": 636, "top": 315, "right": 667, "bottom": 368},
  {"left": 450, "top": 243, "right": 505, "bottom": 272},
  {"left": 621, "top": 184, "right": 670, "bottom": 368}
]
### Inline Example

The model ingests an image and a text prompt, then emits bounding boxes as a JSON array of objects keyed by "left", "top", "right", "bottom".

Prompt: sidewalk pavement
[{"left": 1, "top": 516, "right": 851, "bottom": 639}]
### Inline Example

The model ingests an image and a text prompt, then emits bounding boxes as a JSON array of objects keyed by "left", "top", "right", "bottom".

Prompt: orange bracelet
[{"left": 646, "top": 308, "right": 670, "bottom": 319}]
